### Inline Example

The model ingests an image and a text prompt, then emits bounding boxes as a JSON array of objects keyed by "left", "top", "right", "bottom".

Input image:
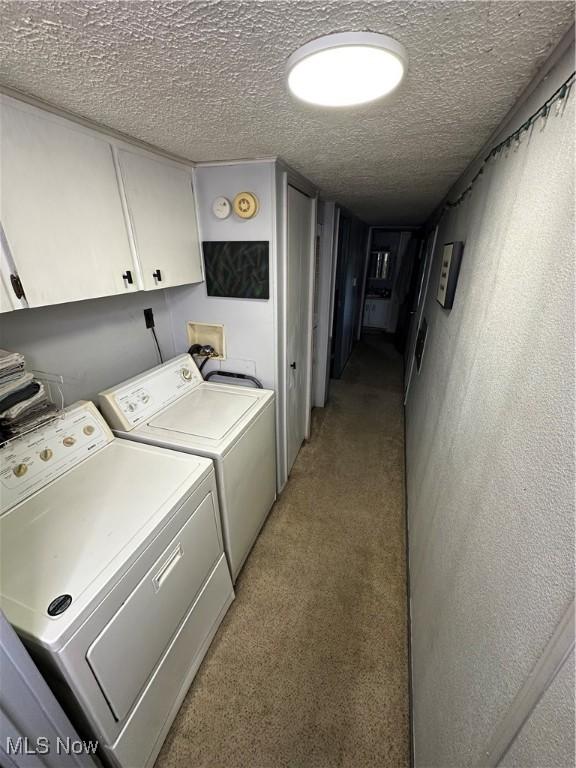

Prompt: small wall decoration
[
  {"left": 203, "top": 241, "right": 269, "bottom": 299},
  {"left": 233, "top": 191, "right": 259, "bottom": 219},
  {"left": 437, "top": 241, "right": 464, "bottom": 309}
]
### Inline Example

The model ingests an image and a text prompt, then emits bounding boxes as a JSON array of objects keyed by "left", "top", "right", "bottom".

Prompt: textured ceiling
[{"left": 0, "top": 1, "right": 573, "bottom": 224}]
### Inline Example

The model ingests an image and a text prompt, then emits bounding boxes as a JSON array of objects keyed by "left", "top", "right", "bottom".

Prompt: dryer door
[{"left": 86, "top": 489, "right": 221, "bottom": 721}]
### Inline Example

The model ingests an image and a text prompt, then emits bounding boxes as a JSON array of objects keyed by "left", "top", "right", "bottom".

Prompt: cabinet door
[
  {"left": 363, "top": 300, "right": 371, "bottom": 325},
  {"left": 372, "top": 300, "right": 387, "bottom": 328},
  {"left": 117, "top": 149, "right": 203, "bottom": 290},
  {"left": 0, "top": 98, "right": 137, "bottom": 307},
  {"left": 0, "top": 270, "right": 17, "bottom": 313},
  {"left": 0, "top": 226, "right": 27, "bottom": 313}
]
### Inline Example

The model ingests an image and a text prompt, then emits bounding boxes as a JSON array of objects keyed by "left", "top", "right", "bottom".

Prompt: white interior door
[
  {"left": 116, "top": 149, "right": 203, "bottom": 290},
  {"left": 286, "top": 185, "right": 314, "bottom": 474},
  {"left": 0, "top": 98, "right": 137, "bottom": 307}
]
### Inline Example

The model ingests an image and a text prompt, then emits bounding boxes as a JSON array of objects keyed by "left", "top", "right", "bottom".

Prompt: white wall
[
  {"left": 405, "top": 42, "right": 575, "bottom": 767},
  {"left": 167, "top": 160, "right": 277, "bottom": 387},
  {"left": 166, "top": 159, "right": 289, "bottom": 490},
  {"left": 168, "top": 159, "right": 317, "bottom": 490},
  {"left": 0, "top": 289, "right": 176, "bottom": 404}
]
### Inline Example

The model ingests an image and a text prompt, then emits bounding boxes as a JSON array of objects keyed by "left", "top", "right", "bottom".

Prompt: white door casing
[{"left": 404, "top": 226, "right": 438, "bottom": 404}]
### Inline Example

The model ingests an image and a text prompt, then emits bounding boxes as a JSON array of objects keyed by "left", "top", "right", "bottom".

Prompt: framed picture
[{"left": 437, "top": 242, "right": 464, "bottom": 309}]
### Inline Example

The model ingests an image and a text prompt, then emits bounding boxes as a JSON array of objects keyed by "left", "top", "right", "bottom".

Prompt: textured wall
[
  {"left": 0, "top": 290, "right": 177, "bottom": 405},
  {"left": 0, "top": 1, "right": 573, "bottom": 223},
  {"left": 405, "top": 44, "right": 575, "bottom": 767}
]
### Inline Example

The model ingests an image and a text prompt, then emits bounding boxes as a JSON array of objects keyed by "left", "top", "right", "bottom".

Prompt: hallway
[{"left": 156, "top": 337, "right": 409, "bottom": 768}]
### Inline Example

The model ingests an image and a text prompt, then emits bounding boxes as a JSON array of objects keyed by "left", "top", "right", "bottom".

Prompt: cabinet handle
[
  {"left": 10, "top": 274, "right": 25, "bottom": 300},
  {"left": 122, "top": 270, "right": 133, "bottom": 285},
  {"left": 290, "top": 361, "right": 296, "bottom": 370},
  {"left": 152, "top": 269, "right": 162, "bottom": 282}
]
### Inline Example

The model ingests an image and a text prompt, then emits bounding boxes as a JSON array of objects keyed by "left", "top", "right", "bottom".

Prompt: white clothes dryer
[{"left": 0, "top": 401, "right": 233, "bottom": 768}]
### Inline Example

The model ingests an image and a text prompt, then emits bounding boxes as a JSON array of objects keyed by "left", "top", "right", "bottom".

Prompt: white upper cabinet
[
  {"left": 116, "top": 149, "right": 203, "bottom": 290},
  {"left": 0, "top": 98, "right": 137, "bottom": 308}
]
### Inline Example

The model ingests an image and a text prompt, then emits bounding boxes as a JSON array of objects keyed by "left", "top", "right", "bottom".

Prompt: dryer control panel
[
  {"left": 99, "top": 355, "right": 203, "bottom": 432},
  {"left": 0, "top": 401, "right": 113, "bottom": 514}
]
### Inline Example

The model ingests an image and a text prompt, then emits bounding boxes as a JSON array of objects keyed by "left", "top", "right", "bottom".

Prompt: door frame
[
  {"left": 303, "top": 193, "right": 318, "bottom": 440},
  {"left": 357, "top": 225, "right": 374, "bottom": 340},
  {"left": 330, "top": 214, "right": 350, "bottom": 378},
  {"left": 312, "top": 201, "right": 339, "bottom": 408},
  {"left": 404, "top": 225, "right": 438, "bottom": 404}
]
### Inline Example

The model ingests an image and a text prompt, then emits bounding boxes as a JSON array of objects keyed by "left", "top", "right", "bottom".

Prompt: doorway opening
[
  {"left": 330, "top": 213, "right": 367, "bottom": 379},
  {"left": 361, "top": 227, "right": 422, "bottom": 354}
]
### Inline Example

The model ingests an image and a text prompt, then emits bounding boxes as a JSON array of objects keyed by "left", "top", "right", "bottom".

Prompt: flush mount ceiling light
[{"left": 287, "top": 31, "right": 407, "bottom": 108}]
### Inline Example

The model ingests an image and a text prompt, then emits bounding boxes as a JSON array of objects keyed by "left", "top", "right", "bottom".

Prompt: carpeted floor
[{"left": 155, "top": 336, "right": 409, "bottom": 768}]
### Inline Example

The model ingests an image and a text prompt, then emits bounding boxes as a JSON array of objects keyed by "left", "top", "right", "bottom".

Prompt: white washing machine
[
  {"left": 0, "top": 401, "right": 234, "bottom": 768},
  {"left": 99, "top": 354, "right": 277, "bottom": 581}
]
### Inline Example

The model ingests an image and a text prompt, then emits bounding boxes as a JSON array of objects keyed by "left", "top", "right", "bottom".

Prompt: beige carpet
[{"left": 156, "top": 336, "right": 409, "bottom": 768}]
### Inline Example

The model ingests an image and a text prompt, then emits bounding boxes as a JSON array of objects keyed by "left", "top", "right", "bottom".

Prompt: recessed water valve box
[{"left": 186, "top": 322, "right": 226, "bottom": 360}]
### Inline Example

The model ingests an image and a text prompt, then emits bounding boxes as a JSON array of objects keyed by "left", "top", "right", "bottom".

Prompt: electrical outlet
[{"left": 144, "top": 308, "right": 155, "bottom": 329}]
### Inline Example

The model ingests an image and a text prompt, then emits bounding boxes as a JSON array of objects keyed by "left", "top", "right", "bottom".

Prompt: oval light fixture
[{"left": 287, "top": 31, "right": 407, "bottom": 108}]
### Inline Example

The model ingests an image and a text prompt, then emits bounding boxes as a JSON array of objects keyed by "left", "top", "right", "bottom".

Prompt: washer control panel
[
  {"left": 99, "top": 355, "right": 203, "bottom": 431},
  {"left": 0, "top": 401, "right": 112, "bottom": 515}
]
